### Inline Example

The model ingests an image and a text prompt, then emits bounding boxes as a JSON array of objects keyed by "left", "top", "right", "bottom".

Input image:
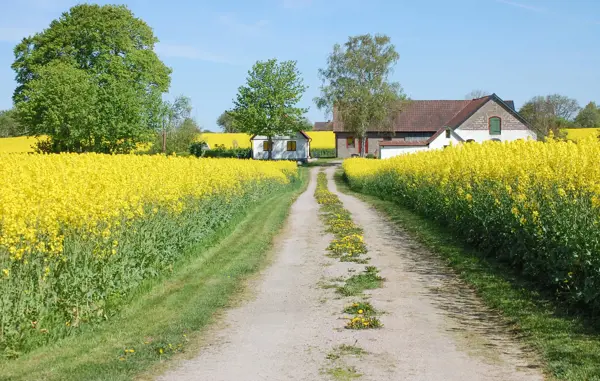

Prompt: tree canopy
[
  {"left": 231, "top": 59, "right": 307, "bottom": 159},
  {"left": 574, "top": 102, "right": 600, "bottom": 128},
  {"left": 315, "top": 34, "right": 406, "bottom": 156},
  {"left": 217, "top": 111, "right": 238, "bottom": 132},
  {"left": 150, "top": 117, "right": 201, "bottom": 155},
  {"left": 0, "top": 109, "right": 25, "bottom": 137},
  {"left": 12, "top": 4, "right": 171, "bottom": 153},
  {"left": 519, "top": 94, "right": 580, "bottom": 138}
]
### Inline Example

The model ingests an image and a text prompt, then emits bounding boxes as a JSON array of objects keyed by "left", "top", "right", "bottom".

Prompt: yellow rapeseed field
[
  {"left": 0, "top": 136, "right": 46, "bottom": 153},
  {"left": 564, "top": 128, "right": 600, "bottom": 141},
  {"left": 198, "top": 131, "right": 335, "bottom": 150},
  {"left": 343, "top": 138, "right": 600, "bottom": 313},
  {"left": 306, "top": 131, "right": 335, "bottom": 149},
  {"left": 0, "top": 154, "right": 295, "bottom": 261},
  {"left": 199, "top": 133, "right": 252, "bottom": 148},
  {"left": 0, "top": 153, "right": 297, "bottom": 351},
  {"left": 0, "top": 132, "right": 336, "bottom": 153}
]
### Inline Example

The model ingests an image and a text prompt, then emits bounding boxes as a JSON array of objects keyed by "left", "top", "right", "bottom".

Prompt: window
[
  {"left": 347, "top": 136, "right": 355, "bottom": 148},
  {"left": 445, "top": 129, "right": 451, "bottom": 138},
  {"left": 286, "top": 141, "right": 297, "bottom": 151},
  {"left": 489, "top": 117, "right": 501, "bottom": 135},
  {"left": 263, "top": 141, "right": 272, "bottom": 151},
  {"left": 383, "top": 136, "right": 392, "bottom": 141}
]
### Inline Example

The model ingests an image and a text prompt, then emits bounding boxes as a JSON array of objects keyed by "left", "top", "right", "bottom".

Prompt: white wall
[
  {"left": 380, "top": 145, "right": 428, "bottom": 159},
  {"left": 428, "top": 131, "right": 462, "bottom": 149},
  {"left": 454, "top": 128, "right": 536, "bottom": 142},
  {"left": 252, "top": 132, "right": 309, "bottom": 161}
]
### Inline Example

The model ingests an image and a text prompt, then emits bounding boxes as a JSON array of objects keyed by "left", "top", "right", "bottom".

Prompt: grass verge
[
  {"left": 334, "top": 170, "right": 600, "bottom": 381},
  {"left": 0, "top": 169, "right": 308, "bottom": 381}
]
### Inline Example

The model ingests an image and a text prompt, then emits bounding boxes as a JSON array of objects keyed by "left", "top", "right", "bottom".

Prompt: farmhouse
[
  {"left": 251, "top": 131, "right": 311, "bottom": 162},
  {"left": 322, "top": 94, "right": 536, "bottom": 159}
]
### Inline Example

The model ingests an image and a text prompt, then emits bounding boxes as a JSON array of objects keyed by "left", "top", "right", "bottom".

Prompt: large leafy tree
[
  {"left": 574, "top": 102, "right": 600, "bottom": 128},
  {"left": 315, "top": 34, "right": 407, "bottom": 156},
  {"left": 12, "top": 4, "right": 171, "bottom": 153},
  {"left": 519, "top": 94, "right": 580, "bottom": 138},
  {"left": 231, "top": 59, "right": 307, "bottom": 159}
]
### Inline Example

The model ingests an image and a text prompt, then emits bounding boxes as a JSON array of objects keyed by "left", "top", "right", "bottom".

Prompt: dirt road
[{"left": 157, "top": 167, "right": 543, "bottom": 381}]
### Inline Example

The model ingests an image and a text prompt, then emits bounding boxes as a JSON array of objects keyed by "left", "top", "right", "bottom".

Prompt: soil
[{"left": 156, "top": 166, "right": 544, "bottom": 381}]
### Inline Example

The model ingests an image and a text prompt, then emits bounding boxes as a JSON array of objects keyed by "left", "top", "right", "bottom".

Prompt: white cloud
[
  {"left": 217, "top": 13, "right": 269, "bottom": 35},
  {"left": 282, "top": 0, "right": 312, "bottom": 9},
  {"left": 155, "top": 43, "right": 231, "bottom": 64},
  {"left": 495, "top": 0, "right": 545, "bottom": 13},
  {"left": 0, "top": 27, "right": 34, "bottom": 43}
]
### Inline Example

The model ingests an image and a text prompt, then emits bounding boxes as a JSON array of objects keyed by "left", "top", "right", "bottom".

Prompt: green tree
[
  {"left": 157, "top": 95, "right": 192, "bottom": 153},
  {"left": 0, "top": 109, "right": 25, "bottom": 137},
  {"left": 231, "top": 59, "right": 307, "bottom": 159},
  {"left": 299, "top": 117, "right": 313, "bottom": 131},
  {"left": 217, "top": 111, "right": 238, "bottom": 132},
  {"left": 12, "top": 4, "right": 171, "bottom": 153},
  {"left": 315, "top": 34, "right": 407, "bottom": 156},
  {"left": 151, "top": 117, "right": 201, "bottom": 155},
  {"left": 519, "top": 94, "right": 579, "bottom": 139},
  {"left": 574, "top": 102, "right": 600, "bottom": 128}
]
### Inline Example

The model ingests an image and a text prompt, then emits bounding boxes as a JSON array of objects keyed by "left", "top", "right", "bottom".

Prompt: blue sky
[{"left": 0, "top": 0, "right": 598, "bottom": 131}]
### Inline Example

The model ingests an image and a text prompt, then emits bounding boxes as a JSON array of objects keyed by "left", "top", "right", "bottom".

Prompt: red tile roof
[
  {"left": 332, "top": 95, "right": 517, "bottom": 133},
  {"left": 445, "top": 96, "right": 491, "bottom": 128},
  {"left": 313, "top": 122, "right": 333, "bottom": 131}
]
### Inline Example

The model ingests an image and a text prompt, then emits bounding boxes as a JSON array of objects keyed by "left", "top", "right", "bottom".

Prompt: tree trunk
[
  {"left": 162, "top": 118, "right": 167, "bottom": 154},
  {"left": 360, "top": 136, "right": 366, "bottom": 157},
  {"left": 268, "top": 136, "right": 273, "bottom": 160},
  {"left": 360, "top": 122, "right": 366, "bottom": 157}
]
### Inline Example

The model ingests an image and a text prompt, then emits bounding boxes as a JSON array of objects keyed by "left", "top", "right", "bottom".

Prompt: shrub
[
  {"left": 311, "top": 148, "right": 336, "bottom": 158},
  {"left": 189, "top": 141, "right": 206, "bottom": 157},
  {"left": 202, "top": 147, "right": 252, "bottom": 158}
]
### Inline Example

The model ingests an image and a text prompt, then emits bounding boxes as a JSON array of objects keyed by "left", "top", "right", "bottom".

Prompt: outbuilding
[{"left": 251, "top": 131, "right": 311, "bottom": 162}]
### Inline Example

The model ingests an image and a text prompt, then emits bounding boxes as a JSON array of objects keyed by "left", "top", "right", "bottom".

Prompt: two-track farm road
[{"left": 156, "top": 167, "right": 544, "bottom": 381}]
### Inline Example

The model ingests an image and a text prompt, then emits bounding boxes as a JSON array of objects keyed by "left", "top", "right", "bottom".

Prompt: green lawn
[
  {"left": 334, "top": 170, "right": 600, "bottom": 381},
  {"left": 0, "top": 169, "right": 308, "bottom": 381}
]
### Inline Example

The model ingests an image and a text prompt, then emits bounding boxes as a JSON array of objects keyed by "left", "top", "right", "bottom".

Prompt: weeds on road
[
  {"left": 343, "top": 301, "right": 377, "bottom": 316},
  {"left": 314, "top": 171, "right": 368, "bottom": 263},
  {"left": 327, "top": 343, "right": 367, "bottom": 360},
  {"left": 344, "top": 301, "right": 382, "bottom": 330},
  {"left": 336, "top": 267, "right": 384, "bottom": 297},
  {"left": 323, "top": 343, "right": 367, "bottom": 380},
  {"left": 345, "top": 316, "right": 383, "bottom": 330},
  {"left": 325, "top": 366, "right": 362, "bottom": 380}
]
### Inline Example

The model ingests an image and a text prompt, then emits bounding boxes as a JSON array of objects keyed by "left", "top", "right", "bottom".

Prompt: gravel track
[{"left": 157, "top": 166, "right": 544, "bottom": 381}]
